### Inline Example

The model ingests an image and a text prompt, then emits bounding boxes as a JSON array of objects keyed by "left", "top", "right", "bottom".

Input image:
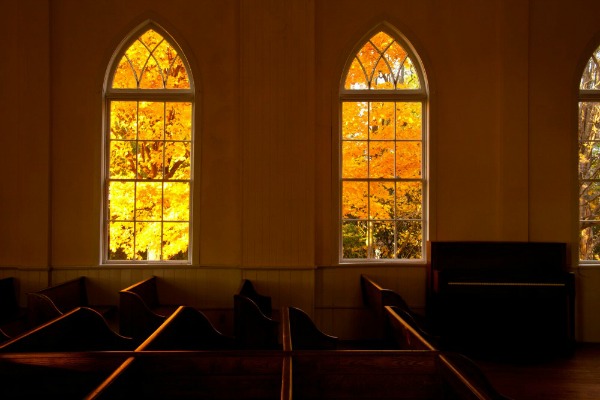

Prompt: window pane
[
  {"left": 166, "top": 102, "right": 192, "bottom": 140},
  {"left": 397, "top": 57, "right": 421, "bottom": 89},
  {"left": 369, "top": 141, "right": 395, "bottom": 178},
  {"left": 344, "top": 58, "right": 368, "bottom": 89},
  {"left": 369, "top": 102, "right": 395, "bottom": 139},
  {"left": 370, "top": 182, "right": 394, "bottom": 220},
  {"left": 124, "top": 40, "right": 150, "bottom": 87},
  {"left": 396, "top": 141, "right": 422, "bottom": 178},
  {"left": 580, "top": 222, "right": 600, "bottom": 261},
  {"left": 342, "top": 102, "right": 368, "bottom": 140},
  {"left": 396, "top": 102, "right": 422, "bottom": 140},
  {"left": 110, "top": 101, "right": 137, "bottom": 140},
  {"left": 342, "top": 181, "right": 368, "bottom": 219},
  {"left": 135, "top": 222, "right": 162, "bottom": 260},
  {"left": 112, "top": 56, "right": 138, "bottom": 88},
  {"left": 138, "top": 102, "right": 164, "bottom": 140},
  {"left": 164, "top": 182, "right": 189, "bottom": 221},
  {"left": 342, "top": 221, "right": 368, "bottom": 258},
  {"left": 163, "top": 222, "right": 189, "bottom": 260},
  {"left": 166, "top": 56, "right": 191, "bottom": 89},
  {"left": 137, "top": 141, "right": 164, "bottom": 180},
  {"left": 373, "top": 59, "right": 394, "bottom": 89},
  {"left": 139, "top": 30, "right": 162, "bottom": 49},
  {"left": 165, "top": 142, "right": 191, "bottom": 180},
  {"left": 109, "top": 141, "right": 137, "bottom": 179},
  {"left": 372, "top": 221, "right": 395, "bottom": 259},
  {"left": 356, "top": 41, "right": 379, "bottom": 89},
  {"left": 136, "top": 182, "right": 163, "bottom": 221},
  {"left": 109, "top": 181, "right": 135, "bottom": 221},
  {"left": 139, "top": 55, "right": 164, "bottom": 89},
  {"left": 342, "top": 141, "right": 368, "bottom": 178},
  {"left": 396, "top": 182, "right": 422, "bottom": 219},
  {"left": 108, "top": 222, "right": 134, "bottom": 260},
  {"left": 396, "top": 221, "right": 422, "bottom": 259}
]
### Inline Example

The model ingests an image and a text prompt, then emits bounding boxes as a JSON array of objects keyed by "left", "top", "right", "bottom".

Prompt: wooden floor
[{"left": 476, "top": 343, "right": 600, "bottom": 400}]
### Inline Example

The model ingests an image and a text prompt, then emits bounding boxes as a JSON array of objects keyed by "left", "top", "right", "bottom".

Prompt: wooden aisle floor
[{"left": 476, "top": 343, "right": 600, "bottom": 400}]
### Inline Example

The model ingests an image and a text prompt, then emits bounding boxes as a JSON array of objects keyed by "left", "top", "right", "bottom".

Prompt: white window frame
[
  {"left": 101, "top": 22, "right": 195, "bottom": 264},
  {"left": 339, "top": 27, "right": 428, "bottom": 263}
]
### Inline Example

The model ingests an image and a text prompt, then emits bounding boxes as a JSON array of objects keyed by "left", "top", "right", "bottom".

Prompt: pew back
[
  {"left": 385, "top": 305, "right": 436, "bottom": 351},
  {"left": 87, "top": 351, "right": 286, "bottom": 400},
  {"left": 0, "top": 352, "right": 131, "bottom": 400},
  {"left": 0, "top": 307, "right": 134, "bottom": 353},
  {"left": 138, "top": 306, "right": 236, "bottom": 350},
  {"left": 119, "top": 276, "right": 178, "bottom": 340},
  {"left": 27, "top": 276, "right": 115, "bottom": 327},
  {"left": 234, "top": 294, "right": 280, "bottom": 349}
]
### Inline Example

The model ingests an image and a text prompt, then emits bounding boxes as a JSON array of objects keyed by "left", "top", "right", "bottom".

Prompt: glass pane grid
[
  {"left": 107, "top": 95, "right": 192, "bottom": 262},
  {"left": 341, "top": 96, "right": 424, "bottom": 260}
]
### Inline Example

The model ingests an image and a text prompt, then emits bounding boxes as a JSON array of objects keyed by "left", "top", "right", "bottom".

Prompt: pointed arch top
[
  {"left": 106, "top": 22, "right": 194, "bottom": 91},
  {"left": 342, "top": 25, "right": 426, "bottom": 92}
]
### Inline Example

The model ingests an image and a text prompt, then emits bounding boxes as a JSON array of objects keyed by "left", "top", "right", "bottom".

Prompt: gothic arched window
[
  {"left": 103, "top": 24, "right": 194, "bottom": 263},
  {"left": 340, "top": 29, "right": 427, "bottom": 261}
]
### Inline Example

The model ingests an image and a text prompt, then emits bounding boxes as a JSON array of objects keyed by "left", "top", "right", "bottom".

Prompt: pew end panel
[
  {"left": 0, "top": 307, "right": 135, "bottom": 353},
  {"left": 119, "top": 276, "right": 179, "bottom": 340},
  {"left": 27, "top": 277, "right": 117, "bottom": 328},
  {"left": 234, "top": 294, "right": 280, "bottom": 349},
  {"left": 286, "top": 306, "right": 339, "bottom": 350},
  {"left": 238, "top": 279, "right": 273, "bottom": 317},
  {"left": 385, "top": 305, "right": 437, "bottom": 351},
  {"left": 138, "top": 306, "right": 237, "bottom": 350}
]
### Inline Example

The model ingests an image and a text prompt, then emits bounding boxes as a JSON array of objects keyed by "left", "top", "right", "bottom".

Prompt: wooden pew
[
  {"left": 234, "top": 279, "right": 280, "bottom": 349},
  {"left": 0, "top": 277, "right": 27, "bottom": 337},
  {"left": 284, "top": 306, "right": 339, "bottom": 350},
  {"left": 119, "top": 276, "right": 179, "bottom": 340},
  {"left": 291, "top": 350, "right": 510, "bottom": 400},
  {"left": 137, "top": 306, "right": 236, "bottom": 350},
  {"left": 86, "top": 351, "right": 288, "bottom": 400},
  {"left": 0, "top": 307, "right": 135, "bottom": 353},
  {"left": 385, "top": 305, "right": 437, "bottom": 351},
  {"left": 361, "top": 274, "right": 433, "bottom": 340},
  {"left": 27, "top": 276, "right": 116, "bottom": 328},
  {"left": 238, "top": 279, "right": 273, "bottom": 317},
  {"left": 0, "top": 352, "right": 132, "bottom": 399}
]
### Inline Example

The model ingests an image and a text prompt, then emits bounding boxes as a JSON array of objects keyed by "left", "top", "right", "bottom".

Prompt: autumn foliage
[
  {"left": 106, "top": 29, "right": 192, "bottom": 261},
  {"left": 341, "top": 31, "right": 425, "bottom": 260},
  {"left": 579, "top": 44, "right": 600, "bottom": 261}
]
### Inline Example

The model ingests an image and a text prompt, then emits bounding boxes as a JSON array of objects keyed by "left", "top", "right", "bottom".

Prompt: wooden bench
[
  {"left": 137, "top": 306, "right": 236, "bottom": 350},
  {"left": 385, "top": 305, "right": 437, "bottom": 351},
  {"left": 234, "top": 279, "right": 280, "bottom": 349},
  {"left": 119, "top": 276, "right": 179, "bottom": 340},
  {"left": 238, "top": 279, "right": 273, "bottom": 317},
  {"left": 27, "top": 276, "right": 116, "bottom": 328},
  {"left": 86, "top": 351, "right": 288, "bottom": 400},
  {"left": 0, "top": 277, "right": 27, "bottom": 337},
  {"left": 0, "top": 307, "right": 135, "bottom": 352},
  {"left": 284, "top": 306, "right": 338, "bottom": 350},
  {"left": 291, "top": 350, "right": 510, "bottom": 400},
  {"left": 361, "top": 274, "right": 432, "bottom": 339},
  {"left": 0, "top": 351, "right": 132, "bottom": 399}
]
